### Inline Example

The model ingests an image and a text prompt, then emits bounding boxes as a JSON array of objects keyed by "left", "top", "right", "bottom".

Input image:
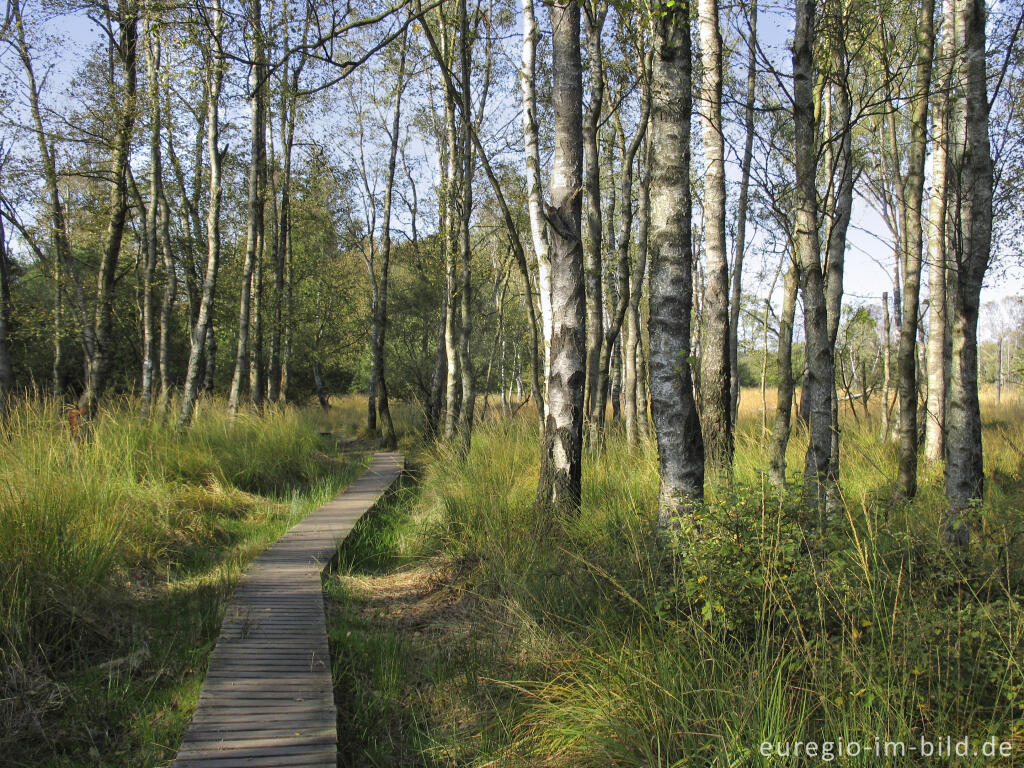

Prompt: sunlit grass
[
  {"left": 0, "top": 396, "right": 370, "bottom": 766},
  {"left": 327, "top": 386, "right": 1024, "bottom": 767}
]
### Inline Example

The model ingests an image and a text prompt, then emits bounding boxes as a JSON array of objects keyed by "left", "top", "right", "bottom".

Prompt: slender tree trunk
[
  {"left": 945, "top": 0, "right": 991, "bottom": 547},
  {"left": 897, "top": 0, "right": 935, "bottom": 498},
  {"left": 203, "top": 320, "right": 217, "bottom": 393},
  {"left": 0, "top": 211, "right": 13, "bottom": 408},
  {"left": 623, "top": 137, "right": 650, "bottom": 444},
  {"left": 537, "top": 0, "right": 585, "bottom": 513},
  {"left": 79, "top": 0, "right": 139, "bottom": 412},
  {"left": 760, "top": 298, "right": 769, "bottom": 435},
  {"left": 769, "top": 263, "right": 799, "bottom": 487},
  {"left": 996, "top": 336, "right": 1003, "bottom": 404},
  {"left": 140, "top": 17, "right": 161, "bottom": 420},
  {"left": 583, "top": 1, "right": 607, "bottom": 439},
  {"left": 882, "top": 291, "right": 892, "bottom": 439},
  {"left": 157, "top": 183, "right": 176, "bottom": 412},
  {"left": 521, "top": 0, "right": 552, "bottom": 412},
  {"left": 697, "top": 0, "right": 732, "bottom": 473},
  {"left": 428, "top": 295, "right": 447, "bottom": 437},
  {"left": 730, "top": 0, "right": 757, "bottom": 424},
  {"left": 648, "top": 1, "right": 704, "bottom": 526},
  {"left": 442, "top": 33, "right": 462, "bottom": 441},
  {"left": 249, "top": 225, "right": 265, "bottom": 408},
  {"left": 925, "top": 0, "right": 955, "bottom": 464},
  {"left": 53, "top": 264, "right": 64, "bottom": 393},
  {"left": 457, "top": 0, "right": 475, "bottom": 453},
  {"left": 374, "top": 29, "right": 408, "bottom": 449},
  {"left": 179, "top": 0, "right": 225, "bottom": 426},
  {"left": 824, "top": 26, "right": 853, "bottom": 506},
  {"left": 229, "top": 7, "right": 266, "bottom": 416},
  {"left": 599, "top": 67, "right": 649, "bottom": 443},
  {"left": 793, "top": 0, "right": 836, "bottom": 514}
]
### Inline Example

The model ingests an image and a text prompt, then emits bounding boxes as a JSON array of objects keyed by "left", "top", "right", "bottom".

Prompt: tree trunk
[
  {"left": 441, "top": 28, "right": 462, "bottom": 441},
  {"left": 793, "top": 0, "right": 836, "bottom": 515},
  {"left": 0, "top": 211, "right": 13, "bottom": 408},
  {"left": 427, "top": 293, "right": 447, "bottom": 437},
  {"left": 624, "top": 136, "right": 651, "bottom": 445},
  {"left": 925, "top": 0, "right": 955, "bottom": 464},
  {"left": 521, "top": 0, "right": 552, "bottom": 413},
  {"left": 882, "top": 291, "right": 892, "bottom": 440},
  {"left": 697, "top": 0, "right": 732, "bottom": 473},
  {"left": 648, "top": 1, "right": 704, "bottom": 526},
  {"left": 457, "top": 0, "right": 475, "bottom": 452},
  {"left": 140, "top": 17, "right": 161, "bottom": 420},
  {"left": 599, "top": 63, "right": 650, "bottom": 443},
  {"left": 823, "top": 21, "right": 853, "bottom": 506},
  {"left": 945, "top": 0, "right": 991, "bottom": 547},
  {"left": 249, "top": 225, "right": 265, "bottom": 408},
  {"left": 769, "top": 263, "right": 799, "bottom": 487},
  {"left": 583, "top": 1, "right": 607, "bottom": 440},
  {"left": 157, "top": 179, "right": 176, "bottom": 413},
  {"left": 729, "top": 0, "right": 757, "bottom": 425},
  {"left": 229, "top": 7, "right": 266, "bottom": 416},
  {"left": 179, "top": 0, "right": 225, "bottom": 427},
  {"left": 537, "top": 0, "right": 585, "bottom": 513},
  {"left": 79, "top": 0, "right": 138, "bottom": 412},
  {"left": 897, "top": 0, "right": 935, "bottom": 498},
  {"left": 374, "top": 29, "right": 408, "bottom": 449}
]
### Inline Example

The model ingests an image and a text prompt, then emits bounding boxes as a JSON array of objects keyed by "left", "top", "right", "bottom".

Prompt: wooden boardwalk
[{"left": 172, "top": 451, "right": 404, "bottom": 768}]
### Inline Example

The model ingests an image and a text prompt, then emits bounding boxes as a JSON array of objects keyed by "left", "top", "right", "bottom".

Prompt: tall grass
[
  {"left": 331, "top": 388, "right": 1024, "bottom": 767},
  {"left": 0, "top": 396, "right": 369, "bottom": 764}
]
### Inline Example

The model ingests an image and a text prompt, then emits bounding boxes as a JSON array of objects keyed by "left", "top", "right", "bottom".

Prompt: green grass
[
  {"left": 325, "top": 390, "right": 1024, "bottom": 767},
  {"left": 0, "top": 396, "right": 370, "bottom": 767}
]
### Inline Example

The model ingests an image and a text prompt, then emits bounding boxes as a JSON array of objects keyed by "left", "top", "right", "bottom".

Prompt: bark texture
[
  {"left": 583, "top": 1, "right": 607, "bottom": 438},
  {"left": 897, "top": 0, "right": 935, "bottom": 497},
  {"left": 648, "top": 0, "right": 704, "bottom": 525},
  {"left": 697, "top": 0, "right": 732, "bottom": 472},
  {"left": 945, "top": 0, "right": 991, "bottom": 547},
  {"left": 925, "top": 0, "right": 956, "bottom": 464},
  {"left": 521, "top": 0, "right": 552, "bottom": 409},
  {"left": 769, "top": 262, "right": 799, "bottom": 487},
  {"left": 537, "top": 0, "right": 585, "bottom": 514},
  {"left": 792, "top": 0, "right": 836, "bottom": 514}
]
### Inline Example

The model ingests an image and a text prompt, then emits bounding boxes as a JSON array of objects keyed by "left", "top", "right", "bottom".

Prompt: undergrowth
[
  {"left": 328, "top": 392, "right": 1024, "bottom": 767},
  {"left": 0, "top": 396, "right": 370, "bottom": 767}
]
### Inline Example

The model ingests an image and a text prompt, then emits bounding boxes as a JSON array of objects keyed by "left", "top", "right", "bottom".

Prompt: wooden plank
[{"left": 172, "top": 452, "right": 403, "bottom": 767}]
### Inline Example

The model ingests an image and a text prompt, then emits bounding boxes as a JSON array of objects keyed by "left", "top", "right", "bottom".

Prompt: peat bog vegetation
[
  {"left": 325, "top": 390, "right": 1024, "bottom": 767},
  {"left": 1, "top": 391, "right": 1023, "bottom": 766},
  {"left": 5, "top": 0, "right": 1024, "bottom": 761},
  {"left": 0, "top": 396, "right": 371, "bottom": 766}
]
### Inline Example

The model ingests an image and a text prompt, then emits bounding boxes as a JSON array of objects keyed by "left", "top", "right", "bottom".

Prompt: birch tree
[
  {"left": 583, "top": 0, "right": 607, "bottom": 439},
  {"left": 729, "top": 0, "right": 757, "bottom": 424},
  {"left": 78, "top": 0, "right": 139, "bottom": 413},
  {"left": 179, "top": 0, "right": 226, "bottom": 426},
  {"left": 140, "top": 14, "right": 161, "bottom": 420},
  {"left": 521, "top": 0, "right": 551, "bottom": 416},
  {"left": 944, "top": 0, "right": 992, "bottom": 546},
  {"left": 697, "top": 0, "right": 732, "bottom": 471},
  {"left": 648, "top": 0, "right": 704, "bottom": 525},
  {"left": 793, "top": 0, "right": 837, "bottom": 513},
  {"left": 896, "top": 0, "right": 935, "bottom": 498},
  {"left": 537, "top": 0, "right": 585, "bottom": 513},
  {"left": 925, "top": 0, "right": 957, "bottom": 464},
  {"left": 229, "top": 0, "right": 267, "bottom": 416}
]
